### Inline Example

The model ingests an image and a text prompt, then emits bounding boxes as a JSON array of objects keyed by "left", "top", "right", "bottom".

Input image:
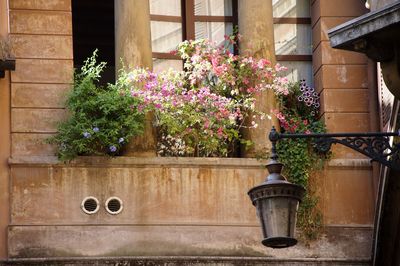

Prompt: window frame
[
  {"left": 150, "top": 0, "right": 238, "bottom": 61},
  {"left": 150, "top": 1, "right": 312, "bottom": 67},
  {"left": 274, "top": 17, "right": 312, "bottom": 62}
]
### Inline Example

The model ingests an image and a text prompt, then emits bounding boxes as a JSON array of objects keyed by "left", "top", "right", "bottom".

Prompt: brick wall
[{"left": 9, "top": 0, "right": 73, "bottom": 158}]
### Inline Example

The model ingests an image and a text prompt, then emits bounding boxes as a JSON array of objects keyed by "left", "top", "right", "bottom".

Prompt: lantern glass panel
[{"left": 257, "top": 196, "right": 299, "bottom": 246}]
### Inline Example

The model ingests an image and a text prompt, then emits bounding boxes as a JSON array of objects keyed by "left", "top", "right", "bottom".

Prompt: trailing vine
[{"left": 274, "top": 80, "right": 329, "bottom": 241}]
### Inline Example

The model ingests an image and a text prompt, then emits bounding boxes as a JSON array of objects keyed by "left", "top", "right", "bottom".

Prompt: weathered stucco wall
[{"left": 8, "top": 157, "right": 372, "bottom": 262}]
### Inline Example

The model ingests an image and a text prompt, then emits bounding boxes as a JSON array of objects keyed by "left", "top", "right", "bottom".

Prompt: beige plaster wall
[{"left": 8, "top": 157, "right": 372, "bottom": 260}]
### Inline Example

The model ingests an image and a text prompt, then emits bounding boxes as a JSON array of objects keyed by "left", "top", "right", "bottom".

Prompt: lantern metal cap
[{"left": 248, "top": 180, "right": 305, "bottom": 206}]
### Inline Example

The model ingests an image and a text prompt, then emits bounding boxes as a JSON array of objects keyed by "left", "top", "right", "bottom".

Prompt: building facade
[{"left": 0, "top": 0, "right": 384, "bottom": 265}]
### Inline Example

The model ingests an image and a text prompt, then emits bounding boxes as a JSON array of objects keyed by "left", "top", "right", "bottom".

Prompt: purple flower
[
  {"left": 93, "top": 127, "right": 99, "bottom": 133},
  {"left": 109, "top": 145, "right": 117, "bottom": 152},
  {"left": 118, "top": 138, "right": 124, "bottom": 144},
  {"left": 83, "top": 132, "right": 91, "bottom": 138}
]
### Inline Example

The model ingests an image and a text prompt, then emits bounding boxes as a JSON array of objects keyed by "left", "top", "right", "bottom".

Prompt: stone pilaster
[
  {"left": 238, "top": 0, "right": 280, "bottom": 158},
  {"left": 115, "top": 0, "right": 156, "bottom": 157},
  {"left": 312, "top": 0, "right": 373, "bottom": 225}
]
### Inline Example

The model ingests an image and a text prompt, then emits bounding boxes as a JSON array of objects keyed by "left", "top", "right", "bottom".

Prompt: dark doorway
[{"left": 72, "top": 0, "right": 115, "bottom": 84}]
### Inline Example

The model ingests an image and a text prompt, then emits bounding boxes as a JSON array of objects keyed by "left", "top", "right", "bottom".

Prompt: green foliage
[
  {"left": 48, "top": 51, "right": 144, "bottom": 161},
  {"left": 274, "top": 80, "right": 329, "bottom": 241}
]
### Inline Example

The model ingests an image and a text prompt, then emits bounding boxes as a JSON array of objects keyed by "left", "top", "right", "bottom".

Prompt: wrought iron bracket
[{"left": 269, "top": 127, "right": 400, "bottom": 171}]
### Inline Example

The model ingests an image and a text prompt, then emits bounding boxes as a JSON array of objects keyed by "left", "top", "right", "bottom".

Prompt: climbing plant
[{"left": 274, "top": 80, "right": 329, "bottom": 241}]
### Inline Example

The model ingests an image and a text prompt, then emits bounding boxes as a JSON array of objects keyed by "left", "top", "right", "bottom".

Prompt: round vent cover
[
  {"left": 105, "top": 197, "right": 123, "bottom": 215},
  {"left": 81, "top": 196, "right": 100, "bottom": 214}
]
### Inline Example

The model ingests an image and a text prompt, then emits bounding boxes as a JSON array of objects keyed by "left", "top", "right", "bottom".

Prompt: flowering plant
[
  {"left": 274, "top": 80, "right": 328, "bottom": 240},
  {"left": 122, "top": 37, "right": 289, "bottom": 157},
  {"left": 274, "top": 80, "right": 325, "bottom": 136},
  {"left": 48, "top": 51, "right": 144, "bottom": 161}
]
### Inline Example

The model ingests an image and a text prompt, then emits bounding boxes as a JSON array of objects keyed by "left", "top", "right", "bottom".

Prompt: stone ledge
[
  {"left": 7, "top": 225, "right": 372, "bottom": 260},
  {"left": 8, "top": 156, "right": 268, "bottom": 168},
  {"left": 0, "top": 256, "right": 371, "bottom": 266},
  {"left": 9, "top": 157, "right": 375, "bottom": 169},
  {"left": 328, "top": 159, "right": 372, "bottom": 169}
]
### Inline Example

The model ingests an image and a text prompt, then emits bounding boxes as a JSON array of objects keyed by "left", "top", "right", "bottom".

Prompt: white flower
[{"left": 229, "top": 114, "right": 236, "bottom": 124}]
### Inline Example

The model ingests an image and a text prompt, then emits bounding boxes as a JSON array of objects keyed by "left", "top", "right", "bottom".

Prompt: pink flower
[
  {"left": 257, "top": 59, "right": 270, "bottom": 69},
  {"left": 275, "top": 63, "right": 288, "bottom": 72},
  {"left": 247, "top": 87, "right": 256, "bottom": 93},
  {"left": 217, "top": 127, "right": 224, "bottom": 137},
  {"left": 204, "top": 120, "right": 210, "bottom": 129},
  {"left": 275, "top": 111, "right": 286, "bottom": 121}
]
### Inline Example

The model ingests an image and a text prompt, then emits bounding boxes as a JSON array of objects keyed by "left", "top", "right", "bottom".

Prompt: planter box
[{"left": 0, "top": 59, "right": 16, "bottom": 78}]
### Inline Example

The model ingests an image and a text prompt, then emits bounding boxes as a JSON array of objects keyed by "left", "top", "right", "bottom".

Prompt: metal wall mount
[{"left": 269, "top": 127, "right": 400, "bottom": 170}]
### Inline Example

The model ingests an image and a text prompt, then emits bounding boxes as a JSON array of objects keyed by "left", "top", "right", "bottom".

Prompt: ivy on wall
[{"left": 274, "top": 80, "right": 329, "bottom": 241}]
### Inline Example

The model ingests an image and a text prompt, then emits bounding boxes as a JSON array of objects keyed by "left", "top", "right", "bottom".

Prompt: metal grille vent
[
  {"left": 105, "top": 197, "right": 123, "bottom": 215},
  {"left": 81, "top": 196, "right": 99, "bottom": 215}
]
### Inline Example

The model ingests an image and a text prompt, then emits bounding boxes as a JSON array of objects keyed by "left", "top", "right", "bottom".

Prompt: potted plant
[
  {"left": 48, "top": 50, "right": 145, "bottom": 161},
  {"left": 0, "top": 36, "right": 15, "bottom": 78}
]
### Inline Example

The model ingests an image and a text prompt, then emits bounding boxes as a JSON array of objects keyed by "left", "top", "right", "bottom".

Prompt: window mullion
[{"left": 184, "top": 0, "right": 195, "bottom": 40}]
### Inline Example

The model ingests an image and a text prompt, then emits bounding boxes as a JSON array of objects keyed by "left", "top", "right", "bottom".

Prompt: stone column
[
  {"left": 238, "top": 0, "right": 279, "bottom": 157},
  {"left": 115, "top": 0, "right": 156, "bottom": 157}
]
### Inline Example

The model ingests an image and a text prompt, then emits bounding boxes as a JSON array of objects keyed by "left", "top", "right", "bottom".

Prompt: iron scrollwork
[{"left": 269, "top": 127, "right": 400, "bottom": 171}]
